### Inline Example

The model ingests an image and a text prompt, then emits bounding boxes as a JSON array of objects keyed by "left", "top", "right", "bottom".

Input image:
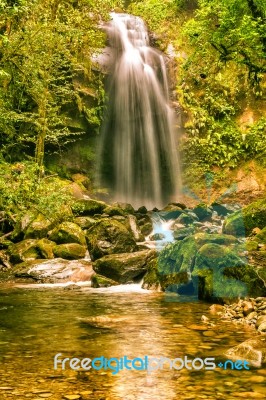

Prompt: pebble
[
  {"left": 249, "top": 376, "right": 265, "bottom": 383},
  {"left": 63, "top": 396, "right": 81, "bottom": 400}
]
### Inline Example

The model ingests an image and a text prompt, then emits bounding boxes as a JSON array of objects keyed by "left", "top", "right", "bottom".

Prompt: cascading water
[{"left": 97, "top": 13, "right": 181, "bottom": 209}]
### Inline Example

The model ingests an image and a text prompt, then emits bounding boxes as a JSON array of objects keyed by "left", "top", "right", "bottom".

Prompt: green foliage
[{"left": 0, "top": 161, "right": 74, "bottom": 224}]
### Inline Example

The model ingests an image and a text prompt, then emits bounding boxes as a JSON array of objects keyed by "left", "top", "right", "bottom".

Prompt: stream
[{"left": 0, "top": 285, "right": 265, "bottom": 400}]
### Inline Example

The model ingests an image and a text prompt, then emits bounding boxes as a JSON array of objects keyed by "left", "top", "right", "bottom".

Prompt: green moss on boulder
[
  {"left": 48, "top": 222, "right": 86, "bottom": 246},
  {"left": 91, "top": 274, "right": 119, "bottom": 288},
  {"left": 86, "top": 218, "right": 137, "bottom": 260},
  {"left": 72, "top": 199, "right": 107, "bottom": 216},
  {"left": 93, "top": 249, "right": 157, "bottom": 283},
  {"left": 53, "top": 243, "right": 86, "bottom": 259}
]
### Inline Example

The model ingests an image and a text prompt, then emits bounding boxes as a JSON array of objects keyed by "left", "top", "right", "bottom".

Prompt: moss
[
  {"left": 91, "top": 274, "right": 119, "bottom": 288},
  {"left": 53, "top": 243, "right": 86, "bottom": 260},
  {"left": 48, "top": 222, "right": 86, "bottom": 246},
  {"left": 72, "top": 199, "right": 107, "bottom": 216},
  {"left": 86, "top": 218, "right": 137, "bottom": 260}
]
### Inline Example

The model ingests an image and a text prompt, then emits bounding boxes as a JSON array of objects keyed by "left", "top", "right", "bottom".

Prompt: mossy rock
[
  {"left": 112, "top": 202, "right": 135, "bottom": 214},
  {"left": 192, "top": 203, "right": 213, "bottom": 221},
  {"left": 72, "top": 199, "right": 107, "bottom": 216},
  {"left": 8, "top": 239, "right": 40, "bottom": 264},
  {"left": 254, "top": 227, "right": 266, "bottom": 244},
  {"left": 160, "top": 204, "right": 184, "bottom": 220},
  {"left": 158, "top": 233, "right": 238, "bottom": 276},
  {"left": 93, "top": 249, "right": 157, "bottom": 283},
  {"left": 103, "top": 205, "right": 125, "bottom": 216},
  {"left": 48, "top": 222, "right": 86, "bottom": 246},
  {"left": 173, "top": 227, "right": 195, "bottom": 240},
  {"left": 86, "top": 218, "right": 137, "bottom": 260},
  {"left": 223, "top": 198, "right": 266, "bottom": 237},
  {"left": 24, "top": 214, "right": 55, "bottom": 239},
  {"left": 175, "top": 213, "right": 197, "bottom": 225},
  {"left": 91, "top": 274, "right": 119, "bottom": 288},
  {"left": 74, "top": 216, "right": 97, "bottom": 229},
  {"left": 36, "top": 238, "right": 55, "bottom": 259},
  {"left": 53, "top": 243, "right": 86, "bottom": 260}
]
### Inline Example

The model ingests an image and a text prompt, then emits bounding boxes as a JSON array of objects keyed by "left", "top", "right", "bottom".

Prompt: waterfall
[{"left": 97, "top": 13, "right": 181, "bottom": 209}]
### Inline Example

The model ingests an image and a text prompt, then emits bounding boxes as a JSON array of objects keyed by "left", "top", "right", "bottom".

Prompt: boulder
[
  {"left": 112, "top": 202, "right": 135, "bottom": 214},
  {"left": 103, "top": 205, "right": 125, "bottom": 216},
  {"left": 24, "top": 214, "right": 55, "bottom": 239},
  {"left": 175, "top": 213, "right": 197, "bottom": 225},
  {"left": 72, "top": 199, "right": 107, "bottom": 216},
  {"left": 223, "top": 198, "right": 266, "bottom": 237},
  {"left": 127, "top": 215, "right": 145, "bottom": 241},
  {"left": 225, "top": 338, "right": 266, "bottom": 367},
  {"left": 91, "top": 274, "right": 119, "bottom": 288},
  {"left": 211, "top": 202, "right": 232, "bottom": 217},
  {"left": 14, "top": 258, "right": 94, "bottom": 282},
  {"left": 173, "top": 227, "right": 195, "bottom": 240},
  {"left": 53, "top": 243, "right": 86, "bottom": 260},
  {"left": 192, "top": 203, "right": 213, "bottom": 221},
  {"left": 160, "top": 204, "right": 183, "bottom": 220},
  {"left": 74, "top": 216, "right": 97, "bottom": 229},
  {"left": 86, "top": 218, "right": 137, "bottom": 260},
  {"left": 192, "top": 244, "right": 249, "bottom": 301},
  {"left": 93, "top": 249, "right": 157, "bottom": 283},
  {"left": 36, "top": 238, "right": 55, "bottom": 259},
  {"left": 48, "top": 222, "right": 86, "bottom": 246},
  {"left": 8, "top": 239, "right": 40, "bottom": 264}
]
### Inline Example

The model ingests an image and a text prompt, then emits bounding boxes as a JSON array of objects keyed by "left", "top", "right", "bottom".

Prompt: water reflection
[{"left": 0, "top": 287, "right": 265, "bottom": 399}]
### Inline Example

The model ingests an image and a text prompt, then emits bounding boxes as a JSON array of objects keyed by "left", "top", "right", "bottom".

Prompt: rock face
[
  {"left": 225, "top": 338, "right": 266, "bottom": 367},
  {"left": 93, "top": 249, "right": 157, "bottom": 283},
  {"left": 86, "top": 218, "right": 137, "bottom": 260},
  {"left": 48, "top": 222, "right": 86, "bottom": 246},
  {"left": 14, "top": 259, "right": 94, "bottom": 283}
]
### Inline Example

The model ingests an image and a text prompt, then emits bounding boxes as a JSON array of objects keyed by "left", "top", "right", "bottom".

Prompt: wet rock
[
  {"left": 223, "top": 264, "right": 266, "bottom": 299},
  {"left": 63, "top": 395, "right": 81, "bottom": 400},
  {"left": 53, "top": 243, "right": 86, "bottom": 260},
  {"left": 223, "top": 198, "right": 266, "bottom": 236},
  {"left": 91, "top": 274, "right": 119, "bottom": 288},
  {"left": 137, "top": 206, "right": 147, "bottom": 214},
  {"left": 225, "top": 338, "right": 266, "bottom": 367},
  {"left": 175, "top": 213, "right": 197, "bottom": 225},
  {"left": 193, "top": 203, "right": 213, "bottom": 221},
  {"left": 14, "top": 258, "right": 94, "bottom": 282},
  {"left": 173, "top": 227, "right": 195, "bottom": 240},
  {"left": 48, "top": 222, "right": 86, "bottom": 246},
  {"left": 150, "top": 233, "right": 165, "bottom": 241},
  {"left": 86, "top": 218, "right": 137, "bottom": 260},
  {"left": 211, "top": 202, "right": 232, "bottom": 217},
  {"left": 127, "top": 215, "right": 144, "bottom": 241},
  {"left": 72, "top": 199, "right": 107, "bottom": 216},
  {"left": 242, "top": 301, "right": 254, "bottom": 316},
  {"left": 160, "top": 204, "right": 183, "bottom": 220},
  {"left": 192, "top": 243, "right": 248, "bottom": 301},
  {"left": 209, "top": 304, "right": 224, "bottom": 314},
  {"left": 93, "top": 249, "right": 157, "bottom": 283}
]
